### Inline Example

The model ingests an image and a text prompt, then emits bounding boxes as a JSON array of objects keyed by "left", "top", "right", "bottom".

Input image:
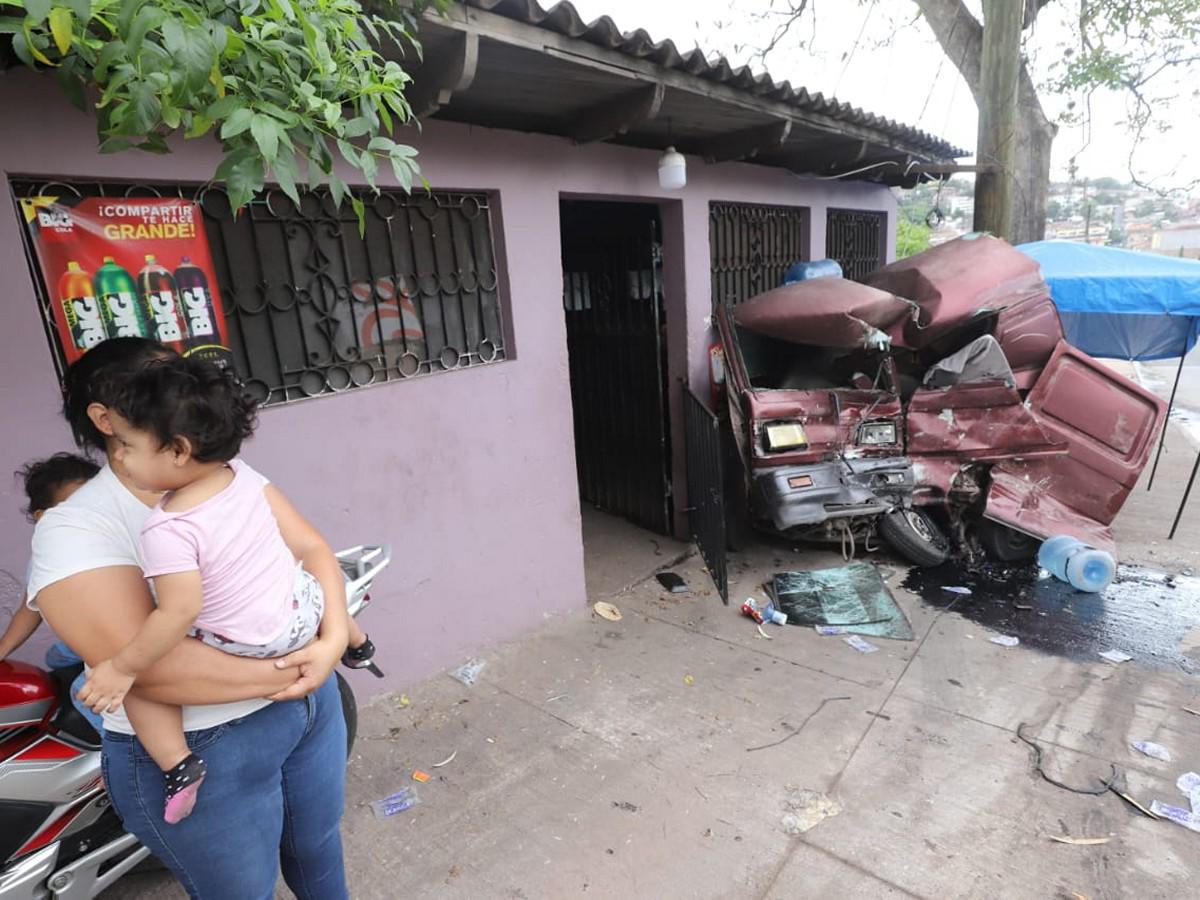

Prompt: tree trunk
[{"left": 913, "top": 0, "right": 1057, "bottom": 243}]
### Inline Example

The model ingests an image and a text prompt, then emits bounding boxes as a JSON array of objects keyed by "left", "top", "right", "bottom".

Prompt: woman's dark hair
[
  {"left": 112, "top": 356, "right": 258, "bottom": 463},
  {"left": 62, "top": 337, "right": 176, "bottom": 453},
  {"left": 17, "top": 453, "right": 101, "bottom": 519}
]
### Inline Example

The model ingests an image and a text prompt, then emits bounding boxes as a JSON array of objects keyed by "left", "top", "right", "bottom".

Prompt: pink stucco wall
[{"left": 0, "top": 71, "right": 895, "bottom": 694}]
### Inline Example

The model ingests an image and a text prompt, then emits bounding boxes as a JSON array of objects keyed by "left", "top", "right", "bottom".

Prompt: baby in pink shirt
[{"left": 78, "top": 356, "right": 366, "bottom": 825}]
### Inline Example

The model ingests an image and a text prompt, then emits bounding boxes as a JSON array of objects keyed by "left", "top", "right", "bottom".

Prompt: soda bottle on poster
[
  {"left": 137, "top": 254, "right": 185, "bottom": 345},
  {"left": 173, "top": 256, "right": 220, "bottom": 349},
  {"left": 58, "top": 261, "right": 108, "bottom": 352},
  {"left": 94, "top": 256, "right": 151, "bottom": 339}
]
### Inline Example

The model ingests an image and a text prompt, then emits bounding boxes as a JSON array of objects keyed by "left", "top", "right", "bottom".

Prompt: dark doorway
[{"left": 560, "top": 200, "right": 672, "bottom": 536}]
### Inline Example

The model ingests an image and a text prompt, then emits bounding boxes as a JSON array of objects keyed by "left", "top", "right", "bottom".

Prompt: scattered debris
[
  {"left": 449, "top": 658, "right": 486, "bottom": 687},
  {"left": 1112, "top": 787, "right": 1161, "bottom": 819},
  {"left": 780, "top": 788, "right": 841, "bottom": 835},
  {"left": 844, "top": 635, "right": 879, "bottom": 654},
  {"left": 612, "top": 801, "right": 639, "bottom": 813},
  {"left": 1178, "top": 772, "right": 1200, "bottom": 797},
  {"left": 546, "top": 693, "right": 568, "bottom": 703},
  {"left": 1048, "top": 835, "right": 1111, "bottom": 846},
  {"left": 1099, "top": 650, "right": 1133, "bottom": 664},
  {"left": 942, "top": 586, "right": 973, "bottom": 596},
  {"left": 412, "top": 770, "right": 431, "bottom": 783},
  {"left": 747, "top": 696, "right": 852, "bottom": 753},
  {"left": 755, "top": 624, "right": 773, "bottom": 640},
  {"left": 432, "top": 750, "right": 457, "bottom": 769},
  {"left": 865, "top": 711, "right": 892, "bottom": 721},
  {"left": 397, "top": 694, "right": 411, "bottom": 709},
  {"left": 1013, "top": 603, "right": 1034, "bottom": 611},
  {"left": 773, "top": 563, "right": 914, "bottom": 640},
  {"left": 1184, "top": 707, "right": 1200, "bottom": 717},
  {"left": 694, "top": 786, "right": 709, "bottom": 801},
  {"left": 1016, "top": 724, "right": 1117, "bottom": 796},
  {"left": 990, "top": 635, "right": 1020, "bottom": 647},
  {"left": 370, "top": 787, "right": 420, "bottom": 819},
  {"left": 683, "top": 674, "right": 695, "bottom": 686},
  {"left": 655, "top": 572, "right": 689, "bottom": 593},
  {"left": 1150, "top": 801, "right": 1200, "bottom": 834},
  {"left": 814, "top": 625, "right": 846, "bottom": 636},
  {"left": 593, "top": 601, "right": 622, "bottom": 622},
  {"left": 742, "top": 597, "right": 787, "bottom": 626},
  {"left": 1131, "top": 741, "right": 1172, "bottom": 762}
]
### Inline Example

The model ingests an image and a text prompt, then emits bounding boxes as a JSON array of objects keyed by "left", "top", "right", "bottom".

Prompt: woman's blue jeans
[{"left": 101, "top": 677, "right": 349, "bottom": 900}]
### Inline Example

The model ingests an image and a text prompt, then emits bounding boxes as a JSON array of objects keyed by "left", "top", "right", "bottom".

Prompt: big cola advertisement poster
[{"left": 20, "top": 196, "right": 233, "bottom": 368}]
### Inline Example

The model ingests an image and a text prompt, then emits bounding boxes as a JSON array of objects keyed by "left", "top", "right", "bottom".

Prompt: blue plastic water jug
[{"left": 1037, "top": 535, "right": 1115, "bottom": 593}]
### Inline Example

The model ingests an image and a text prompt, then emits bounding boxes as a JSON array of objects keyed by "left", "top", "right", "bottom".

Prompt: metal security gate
[
  {"left": 684, "top": 389, "right": 728, "bottom": 603},
  {"left": 561, "top": 201, "right": 672, "bottom": 535},
  {"left": 710, "top": 202, "right": 810, "bottom": 307},
  {"left": 826, "top": 208, "right": 886, "bottom": 281}
]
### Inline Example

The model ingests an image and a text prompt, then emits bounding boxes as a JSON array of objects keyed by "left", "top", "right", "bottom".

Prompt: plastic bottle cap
[
  {"left": 180, "top": 256, "right": 192, "bottom": 264},
  {"left": 102, "top": 256, "right": 115, "bottom": 264},
  {"left": 67, "top": 261, "right": 81, "bottom": 271},
  {"left": 145, "top": 254, "right": 156, "bottom": 262}
]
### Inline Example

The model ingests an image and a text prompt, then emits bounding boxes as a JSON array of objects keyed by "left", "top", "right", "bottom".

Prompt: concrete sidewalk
[{"left": 112, "top": 432, "right": 1200, "bottom": 900}]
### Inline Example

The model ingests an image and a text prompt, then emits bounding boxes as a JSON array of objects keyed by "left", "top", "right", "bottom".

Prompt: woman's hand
[
  {"left": 80, "top": 659, "right": 136, "bottom": 713},
  {"left": 267, "top": 635, "right": 344, "bottom": 702}
]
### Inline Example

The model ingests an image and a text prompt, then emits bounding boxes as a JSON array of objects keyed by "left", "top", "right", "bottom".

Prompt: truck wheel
[
  {"left": 880, "top": 509, "right": 950, "bottom": 567},
  {"left": 337, "top": 671, "right": 358, "bottom": 757},
  {"left": 976, "top": 519, "right": 1039, "bottom": 562}
]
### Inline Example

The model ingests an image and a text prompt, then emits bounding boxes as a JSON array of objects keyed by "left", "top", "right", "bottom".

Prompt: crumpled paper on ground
[{"left": 780, "top": 788, "right": 841, "bottom": 835}]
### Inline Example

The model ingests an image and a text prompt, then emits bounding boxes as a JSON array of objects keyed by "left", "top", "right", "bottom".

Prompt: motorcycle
[{"left": 0, "top": 544, "right": 391, "bottom": 900}]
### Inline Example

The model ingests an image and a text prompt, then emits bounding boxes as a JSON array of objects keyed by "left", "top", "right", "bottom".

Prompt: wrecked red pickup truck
[{"left": 714, "top": 234, "right": 1167, "bottom": 567}]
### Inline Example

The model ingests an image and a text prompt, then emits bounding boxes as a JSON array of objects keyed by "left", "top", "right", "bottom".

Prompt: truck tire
[
  {"left": 976, "top": 519, "right": 1039, "bottom": 562},
  {"left": 880, "top": 509, "right": 950, "bottom": 568}
]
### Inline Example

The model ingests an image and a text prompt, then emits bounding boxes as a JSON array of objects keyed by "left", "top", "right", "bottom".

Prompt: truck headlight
[
  {"left": 858, "top": 421, "right": 897, "bottom": 446},
  {"left": 764, "top": 422, "right": 808, "bottom": 452}
]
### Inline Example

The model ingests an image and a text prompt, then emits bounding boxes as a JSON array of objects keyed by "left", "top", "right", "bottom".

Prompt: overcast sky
[{"left": 568, "top": 0, "right": 1198, "bottom": 189}]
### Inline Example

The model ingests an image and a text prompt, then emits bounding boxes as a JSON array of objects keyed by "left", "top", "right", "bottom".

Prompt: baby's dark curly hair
[
  {"left": 112, "top": 356, "right": 259, "bottom": 463},
  {"left": 17, "top": 453, "right": 100, "bottom": 519}
]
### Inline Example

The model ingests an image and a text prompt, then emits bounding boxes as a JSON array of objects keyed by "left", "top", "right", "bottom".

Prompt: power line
[{"left": 833, "top": 0, "right": 878, "bottom": 95}]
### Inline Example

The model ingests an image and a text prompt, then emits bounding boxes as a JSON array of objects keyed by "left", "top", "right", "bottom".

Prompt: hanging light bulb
[{"left": 658, "top": 146, "right": 686, "bottom": 190}]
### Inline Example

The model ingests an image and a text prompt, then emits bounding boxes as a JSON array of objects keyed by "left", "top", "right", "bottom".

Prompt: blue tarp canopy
[{"left": 1019, "top": 240, "right": 1200, "bottom": 360}]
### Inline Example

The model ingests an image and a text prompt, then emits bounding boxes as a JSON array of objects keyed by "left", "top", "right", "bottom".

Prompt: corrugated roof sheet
[{"left": 466, "top": 0, "right": 966, "bottom": 159}]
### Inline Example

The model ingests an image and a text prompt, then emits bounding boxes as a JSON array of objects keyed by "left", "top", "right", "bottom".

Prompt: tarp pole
[
  {"left": 1147, "top": 317, "right": 1192, "bottom": 491},
  {"left": 1169, "top": 449, "right": 1200, "bottom": 540}
]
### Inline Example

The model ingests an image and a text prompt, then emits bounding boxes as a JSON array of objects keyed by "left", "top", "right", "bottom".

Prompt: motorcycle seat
[{"left": 48, "top": 664, "right": 102, "bottom": 748}]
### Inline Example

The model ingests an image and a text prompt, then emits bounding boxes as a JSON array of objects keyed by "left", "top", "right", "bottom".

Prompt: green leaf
[
  {"left": 116, "top": 0, "right": 144, "bottom": 35},
  {"left": 24, "top": 0, "right": 53, "bottom": 26},
  {"left": 390, "top": 155, "right": 414, "bottom": 193},
  {"left": 185, "top": 114, "right": 213, "bottom": 139},
  {"left": 48, "top": 7, "right": 73, "bottom": 55},
  {"left": 94, "top": 40, "right": 126, "bottom": 80},
  {"left": 0, "top": 17, "right": 25, "bottom": 35},
  {"left": 220, "top": 106, "right": 254, "bottom": 139},
  {"left": 55, "top": 64, "right": 86, "bottom": 109},
  {"left": 272, "top": 150, "right": 301, "bottom": 207},
  {"left": 163, "top": 19, "right": 216, "bottom": 93},
  {"left": 161, "top": 104, "right": 181, "bottom": 129},
  {"left": 65, "top": 0, "right": 91, "bottom": 20},
  {"left": 125, "top": 5, "right": 165, "bottom": 61},
  {"left": 250, "top": 114, "right": 280, "bottom": 162},
  {"left": 221, "top": 151, "right": 265, "bottom": 212},
  {"left": 10, "top": 29, "right": 36, "bottom": 67},
  {"left": 343, "top": 117, "right": 371, "bottom": 138},
  {"left": 127, "top": 80, "right": 161, "bottom": 133},
  {"left": 98, "top": 136, "right": 138, "bottom": 153},
  {"left": 328, "top": 172, "right": 346, "bottom": 210},
  {"left": 205, "top": 96, "right": 240, "bottom": 119},
  {"left": 350, "top": 195, "right": 366, "bottom": 236},
  {"left": 336, "top": 138, "right": 359, "bottom": 166}
]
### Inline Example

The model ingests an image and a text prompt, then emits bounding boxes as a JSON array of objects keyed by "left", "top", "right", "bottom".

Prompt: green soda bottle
[{"left": 94, "top": 256, "right": 151, "bottom": 339}]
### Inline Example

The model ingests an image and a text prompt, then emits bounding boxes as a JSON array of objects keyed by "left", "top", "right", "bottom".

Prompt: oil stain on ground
[{"left": 902, "top": 561, "right": 1200, "bottom": 671}]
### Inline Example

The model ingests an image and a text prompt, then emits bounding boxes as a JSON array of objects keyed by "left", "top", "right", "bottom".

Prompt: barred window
[
  {"left": 826, "top": 208, "right": 886, "bottom": 282},
  {"left": 709, "top": 202, "right": 810, "bottom": 307},
  {"left": 12, "top": 180, "right": 507, "bottom": 406}
]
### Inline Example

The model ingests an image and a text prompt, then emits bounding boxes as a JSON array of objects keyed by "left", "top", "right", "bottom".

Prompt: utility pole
[{"left": 974, "top": 0, "right": 1022, "bottom": 242}]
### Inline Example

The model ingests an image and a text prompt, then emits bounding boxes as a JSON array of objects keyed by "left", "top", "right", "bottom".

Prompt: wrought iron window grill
[
  {"left": 12, "top": 178, "right": 506, "bottom": 406},
  {"left": 709, "top": 202, "right": 810, "bottom": 307},
  {"left": 826, "top": 208, "right": 886, "bottom": 282}
]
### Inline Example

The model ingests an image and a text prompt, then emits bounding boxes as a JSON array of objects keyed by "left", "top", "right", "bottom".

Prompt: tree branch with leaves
[{"left": 2, "top": 0, "right": 447, "bottom": 224}]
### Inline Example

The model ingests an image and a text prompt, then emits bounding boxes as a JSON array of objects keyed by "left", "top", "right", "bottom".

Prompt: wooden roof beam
[
  {"left": 700, "top": 120, "right": 792, "bottom": 163},
  {"left": 569, "top": 82, "right": 665, "bottom": 144},
  {"left": 409, "top": 31, "right": 480, "bottom": 118}
]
